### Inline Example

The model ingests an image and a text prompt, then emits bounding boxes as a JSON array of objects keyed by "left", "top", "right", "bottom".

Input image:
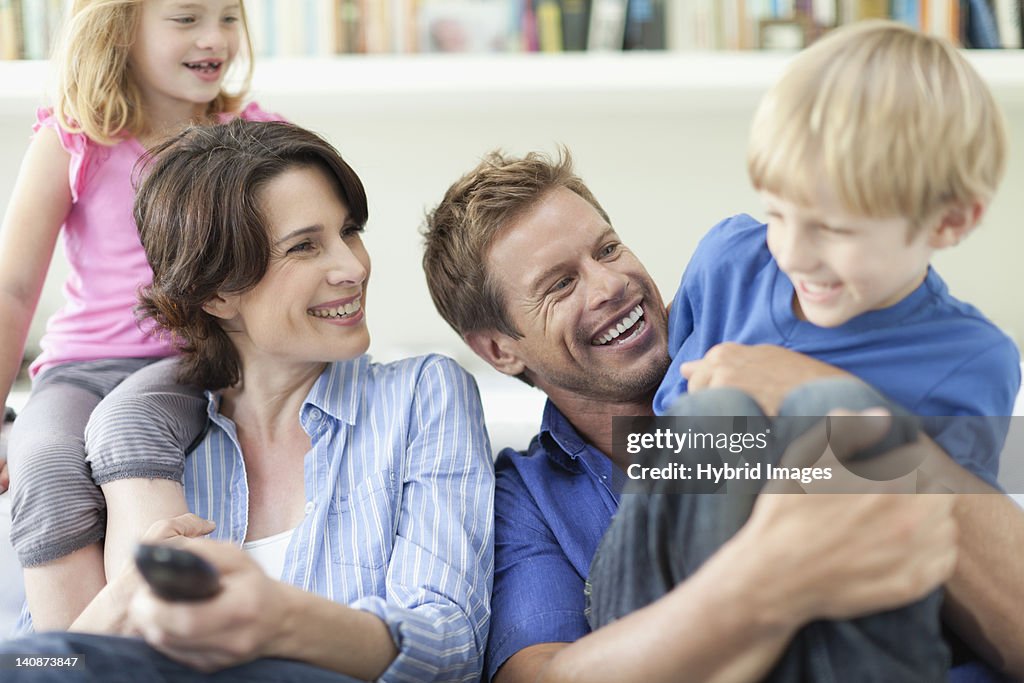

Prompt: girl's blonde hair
[
  {"left": 53, "top": 0, "right": 254, "bottom": 145},
  {"left": 748, "top": 20, "right": 1006, "bottom": 230}
]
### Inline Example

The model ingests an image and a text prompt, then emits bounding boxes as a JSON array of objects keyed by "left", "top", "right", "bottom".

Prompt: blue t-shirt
[{"left": 654, "top": 214, "right": 1021, "bottom": 483}]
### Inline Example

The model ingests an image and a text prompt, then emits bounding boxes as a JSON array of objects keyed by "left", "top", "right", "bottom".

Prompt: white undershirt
[{"left": 242, "top": 528, "right": 295, "bottom": 580}]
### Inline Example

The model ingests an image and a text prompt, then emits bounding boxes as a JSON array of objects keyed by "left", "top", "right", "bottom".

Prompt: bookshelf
[{"left": 2, "top": 51, "right": 1024, "bottom": 116}]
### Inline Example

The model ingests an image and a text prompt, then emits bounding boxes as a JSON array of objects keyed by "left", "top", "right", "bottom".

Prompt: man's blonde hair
[
  {"left": 748, "top": 20, "right": 1006, "bottom": 229},
  {"left": 53, "top": 0, "right": 254, "bottom": 145}
]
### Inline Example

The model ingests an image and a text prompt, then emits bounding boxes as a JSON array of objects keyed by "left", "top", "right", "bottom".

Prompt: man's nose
[{"left": 587, "top": 262, "right": 629, "bottom": 310}]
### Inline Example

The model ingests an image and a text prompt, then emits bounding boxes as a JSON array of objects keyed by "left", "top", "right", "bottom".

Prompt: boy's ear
[
  {"left": 202, "top": 294, "right": 239, "bottom": 321},
  {"left": 928, "top": 201, "right": 985, "bottom": 249},
  {"left": 464, "top": 330, "right": 526, "bottom": 378}
]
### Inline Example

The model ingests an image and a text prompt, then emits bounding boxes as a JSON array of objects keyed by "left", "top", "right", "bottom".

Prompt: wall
[{"left": 1, "top": 57, "right": 1022, "bottom": 384}]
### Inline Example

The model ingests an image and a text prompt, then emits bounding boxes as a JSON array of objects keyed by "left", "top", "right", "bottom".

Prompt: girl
[{"left": 0, "top": 0, "right": 282, "bottom": 630}]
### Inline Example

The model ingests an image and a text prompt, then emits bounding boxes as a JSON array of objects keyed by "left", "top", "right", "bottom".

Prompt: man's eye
[
  {"left": 551, "top": 277, "right": 573, "bottom": 293},
  {"left": 600, "top": 243, "right": 619, "bottom": 258}
]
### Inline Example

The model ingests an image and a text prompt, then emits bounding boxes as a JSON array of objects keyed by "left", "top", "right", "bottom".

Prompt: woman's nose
[{"left": 326, "top": 245, "right": 368, "bottom": 287}]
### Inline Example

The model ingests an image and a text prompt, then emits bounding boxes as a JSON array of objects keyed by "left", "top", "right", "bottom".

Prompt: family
[{"left": 0, "top": 2, "right": 1021, "bottom": 682}]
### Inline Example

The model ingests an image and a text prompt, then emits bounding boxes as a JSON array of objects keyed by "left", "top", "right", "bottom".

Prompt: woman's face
[{"left": 213, "top": 165, "right": 371, "bottom": 370}]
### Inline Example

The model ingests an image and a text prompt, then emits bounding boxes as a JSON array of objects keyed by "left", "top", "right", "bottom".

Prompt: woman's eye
[
  {"left": 342, "top": 225, "right": 364, "bottom": 238},
  {"left": 286, "top": 241, "right": 315, "bottom": 254}
]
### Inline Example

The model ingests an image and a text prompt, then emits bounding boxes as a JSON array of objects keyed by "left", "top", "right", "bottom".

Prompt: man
[{"left": 422, "top": 150, "right": 1024, "bottom": 682}]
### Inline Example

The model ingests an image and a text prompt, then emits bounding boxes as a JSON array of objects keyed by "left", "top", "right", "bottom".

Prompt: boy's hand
[{"left": 682, "top": 343, "right": 852, "bottom": 415}]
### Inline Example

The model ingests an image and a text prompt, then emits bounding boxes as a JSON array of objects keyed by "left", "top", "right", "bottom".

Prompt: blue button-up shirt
[
  {"left": 485, "top": 400, "right": 619, "bottom": 681},
  {"left": 185, "top": 354, "right": 494, "bottom": 683}
]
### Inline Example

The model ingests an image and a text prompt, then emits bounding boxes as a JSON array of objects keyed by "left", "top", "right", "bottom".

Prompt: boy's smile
[{"left": 762, "top": 189, "right": 939, "bottom": 328}]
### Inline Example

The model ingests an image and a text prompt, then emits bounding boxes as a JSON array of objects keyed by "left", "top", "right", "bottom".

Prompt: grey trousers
[
  {"left": 8, "top": 357, "right": 206, "bottom": 566},
  {"left": 0, "top": 633, "right": 363, "bottom": 682},
  {"left": 587, "top": 379, "right": 949, "bottom": 682}
]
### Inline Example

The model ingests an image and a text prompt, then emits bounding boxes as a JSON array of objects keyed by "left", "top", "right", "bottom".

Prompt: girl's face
[
  {"left": 209, "top": 165, "right": 372, "bottom": 373},
  {"left": 129, "top": 0, "right": 242, "bottom": 125}
]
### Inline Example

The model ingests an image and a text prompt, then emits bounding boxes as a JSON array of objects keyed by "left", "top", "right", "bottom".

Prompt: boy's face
[{"left": 762, "top": 188, "right": 935, "bottom": 328}]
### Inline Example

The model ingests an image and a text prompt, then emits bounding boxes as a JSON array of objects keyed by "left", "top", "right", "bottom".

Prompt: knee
[
  {"left": 779, "top": 378, "right": 895, "bottom": 416},
  {"left": 668, "top": 386, "right": 765, "bottom": 417}
]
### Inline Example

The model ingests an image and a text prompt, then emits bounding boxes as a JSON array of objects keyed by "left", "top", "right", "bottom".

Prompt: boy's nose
[{"left": 773, "top": 227, "right": 816, "bottom": 273}]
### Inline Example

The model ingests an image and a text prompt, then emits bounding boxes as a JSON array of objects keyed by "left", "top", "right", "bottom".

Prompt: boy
[{"left": 654, "top": 20, "right": 1019, "bottom": 482}]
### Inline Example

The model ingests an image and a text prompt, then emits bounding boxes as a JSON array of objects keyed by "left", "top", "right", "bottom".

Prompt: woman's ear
[
  {"left": 464, "top": 330, "right": 527, "bottom": 378},
  {"left": 929, "top": 201, "right": 984, "bottom": 249},
  {"left": 202, "top": 294, "right": 239, "bottom": 321}
]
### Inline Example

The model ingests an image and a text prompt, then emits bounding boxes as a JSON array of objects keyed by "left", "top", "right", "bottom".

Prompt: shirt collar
[
  {"left": 537, "top": 400, "right": 591, "bottom": 473},
  {"left": 302, "top": 356, "right": 368, "bottom": 426},
  {"left": 201, "top": 356, "right": 369, "bottom": 428}
]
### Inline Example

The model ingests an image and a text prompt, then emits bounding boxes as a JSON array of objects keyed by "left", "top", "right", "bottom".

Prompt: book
[
  {"left": 536, "top": 0, "right": 564, "bottom": 51},
  {"left": 994, "top": 0, "right": 1022, "bottom": 47},
  {"left": 964, "top": 0, "right": 1001, "bottom": 46},
  {"left": 0, "top": 0, "right": 22, "bottom": 60},
  {"left": 560, "top": 0, "right": 589, "bottom": 50},
  {"left": 891, "top": 0, "right": 921, "bottom": 29},
  {"left": 587, "top": 0, "right": 627, "bottom": 50},
  {"left": 623, "top": 0, "right": 665, "bottom": 49}
]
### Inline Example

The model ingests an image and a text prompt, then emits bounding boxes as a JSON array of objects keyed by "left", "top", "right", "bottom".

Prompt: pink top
[{"left": 30, "top": 102, "right": 285, "bottom": 378}]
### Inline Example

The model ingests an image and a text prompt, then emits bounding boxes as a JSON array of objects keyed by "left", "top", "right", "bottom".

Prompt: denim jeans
[
  {"left": 0, "top": 632, "right": 364, "bottom": 682},
  {"left": 587, "top": 379, "right": 949, "bottom": 682}
]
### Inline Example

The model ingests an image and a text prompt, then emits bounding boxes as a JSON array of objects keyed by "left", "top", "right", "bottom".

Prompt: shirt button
[
  {"left": 304, "top": 501, "right": 315, "bottom": 514},
  {"left": 309, "top": 409, "right": 322, "bottom": 421}
]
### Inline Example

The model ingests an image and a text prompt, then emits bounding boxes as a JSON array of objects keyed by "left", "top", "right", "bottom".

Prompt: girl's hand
[
  {"left": 129, "top": 538, "right": 288, "bottom": 673},
  {"left": 70, "top": 514, "right": 215, "bottom": 635}
]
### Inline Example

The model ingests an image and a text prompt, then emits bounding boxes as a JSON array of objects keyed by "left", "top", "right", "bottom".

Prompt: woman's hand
[
  {"left": 129, "top": 538, "right": 288, "bottom": 673},
  {"left": 70, "top": 513, "right": 215, "bottom": 635}
]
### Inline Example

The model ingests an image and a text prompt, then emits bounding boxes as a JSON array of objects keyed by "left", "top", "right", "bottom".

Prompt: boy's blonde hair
[
  {"left": 748, "top": 20, "right": 1006, "bottom": 230},
  {"left": 53, "top": 0, "right": 254, "bottom": 145}
]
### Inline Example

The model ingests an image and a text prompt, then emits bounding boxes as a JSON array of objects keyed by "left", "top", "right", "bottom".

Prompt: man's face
[{"left": 485, "top": 187, "right": 670, "bottom": 403}]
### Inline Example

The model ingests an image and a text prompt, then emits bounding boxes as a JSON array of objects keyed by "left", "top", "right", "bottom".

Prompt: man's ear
[
  {"left": 202, "top": 294, "right": 239, "bottom": 321},
  {"left": 928, "top": 201, "right": 984, "bottom": 250},
  {"left": 464, "top": 330, "right": 526, "bottom": 378}
]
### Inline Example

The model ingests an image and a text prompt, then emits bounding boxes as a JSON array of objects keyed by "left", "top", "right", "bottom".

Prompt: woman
[{"left": 0, "top": 120, "right": 494, "bottom": 682}]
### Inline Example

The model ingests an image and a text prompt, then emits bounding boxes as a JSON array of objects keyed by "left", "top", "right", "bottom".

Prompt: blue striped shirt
[{"left": 184, "top": 354, "right": 494, "bottom": 682}]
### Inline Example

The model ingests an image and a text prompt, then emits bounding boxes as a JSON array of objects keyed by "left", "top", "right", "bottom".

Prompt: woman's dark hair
[{"left": 134, "top": 120, "right": 368, "bottom": 390}]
